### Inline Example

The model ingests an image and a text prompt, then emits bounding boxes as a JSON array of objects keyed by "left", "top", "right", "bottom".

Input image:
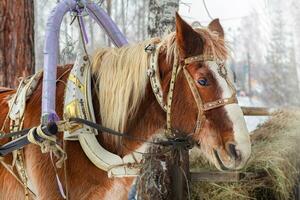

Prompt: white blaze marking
[{"left": 207, "top": 61, "right": 251, "bottom": 168}]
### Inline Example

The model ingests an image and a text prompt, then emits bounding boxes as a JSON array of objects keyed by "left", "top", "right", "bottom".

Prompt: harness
[
  {"left": 0, "top": 72, "right": 43, "bottom": 199},
  {"left": 146, "top": 42, "right": 238, "bottom": 137},
  {"left": 61, "top": 40, "right": 238, "bottom": 178},
  {"left": 0, "top": 40, "right": 239, "bottom": 199},
  {"left": 62, "top": 42, "right": 144, "bottom": 177}
]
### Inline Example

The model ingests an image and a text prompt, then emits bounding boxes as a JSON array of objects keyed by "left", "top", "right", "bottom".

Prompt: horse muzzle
[{"left": 213, "top": 141, "right": 251, "bottom": 170}]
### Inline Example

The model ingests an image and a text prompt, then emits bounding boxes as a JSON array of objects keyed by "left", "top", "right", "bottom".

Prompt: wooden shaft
[
  {"left": 241, "top": 106, "right": 273, "bottom": 116},
  {"left": 190, "top": 171, "right": 267, "bottom": 182}
]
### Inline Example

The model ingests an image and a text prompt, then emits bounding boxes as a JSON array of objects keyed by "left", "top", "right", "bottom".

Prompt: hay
[{"left": 190, "top": 108, "right": 300, "bottom": 200}]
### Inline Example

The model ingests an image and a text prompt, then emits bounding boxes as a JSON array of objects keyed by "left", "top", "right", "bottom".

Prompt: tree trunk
[
  {"left": 148, "top": 0, "right": 179, "bottom": 37},
  {"left": 146, "top": 1, "right": 190, "bottom": 199},
  {"left": 0, "top": 0, "right": 35, "bottom": 88}
]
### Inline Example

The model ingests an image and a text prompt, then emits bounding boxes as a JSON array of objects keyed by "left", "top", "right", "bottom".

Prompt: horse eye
[{"left": 197, "top": 78, "right": 208, "bottom": 86}]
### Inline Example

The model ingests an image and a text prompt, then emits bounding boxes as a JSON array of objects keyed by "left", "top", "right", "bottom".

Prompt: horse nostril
[{"left": 227, "top": 143, "right": 241, "bottom": 161}]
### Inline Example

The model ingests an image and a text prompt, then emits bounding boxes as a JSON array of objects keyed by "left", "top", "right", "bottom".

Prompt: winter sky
[{"left": 179, "top": 0, "right": 266, "bottom": 29}]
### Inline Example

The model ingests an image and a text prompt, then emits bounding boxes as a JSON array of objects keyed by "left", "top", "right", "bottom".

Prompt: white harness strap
[
  {"left": 63, "top": 42, "right": 143, "bottom": 177},
  {"left": 8, "top": 72, "right": 42, "bottom": 122},
  {"left": 3, "top": 73, "right": 43, "bottom": 199},
  {"left": 146, "top": 43, "right": 167, "bottom": 112}
]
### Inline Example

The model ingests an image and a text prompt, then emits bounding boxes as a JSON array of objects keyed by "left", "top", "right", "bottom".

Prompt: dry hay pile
[{"left": 190, "top": 109, "right": 300, "bottom": 200}]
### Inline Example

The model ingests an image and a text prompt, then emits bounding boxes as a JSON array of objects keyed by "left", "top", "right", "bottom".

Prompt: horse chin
[
  {"left": 213, "top": 149, "right": 230, "bottom": 171},
  {"left": 194, "top": 144, "right": 225, "bottom": 171},
  {"left": 212, "top": 148, "right": 249, "bottom": 171},
  {"left": 194, "top": 134, "right": 250, "bottom": 171}
]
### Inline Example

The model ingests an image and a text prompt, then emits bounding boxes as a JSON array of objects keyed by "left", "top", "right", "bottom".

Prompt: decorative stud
[
  {"left": 218, "top": 65, "right": 228, "bottom": 78},
  {"left": 153, "top": 87, "right": 159, "bottom": 94},
  {"left": 83, "top": 55, "right": 89, "bottom": 61},
  {"left": 147, "top": 68, "right": 155, "bottom": 77},
  {"left": 144, "top": 44, "right": 155, "bottom": 53}
]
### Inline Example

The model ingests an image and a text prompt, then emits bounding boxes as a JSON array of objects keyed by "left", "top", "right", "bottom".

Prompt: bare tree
[
  {"left": 148, "top": 0, "right": 179, "bottom": 37},
  {"left": 0, "top": 0, "right": 35, "bottom": 87}
]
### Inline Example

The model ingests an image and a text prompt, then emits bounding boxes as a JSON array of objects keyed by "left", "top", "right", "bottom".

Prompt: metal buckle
[{"left": 144, "top": 44, "right": 156, "bottom": 53}]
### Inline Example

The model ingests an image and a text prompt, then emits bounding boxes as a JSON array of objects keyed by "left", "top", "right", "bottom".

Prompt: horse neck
[{"left": 92, "top": 53, "right": 171, "bottom": 157}]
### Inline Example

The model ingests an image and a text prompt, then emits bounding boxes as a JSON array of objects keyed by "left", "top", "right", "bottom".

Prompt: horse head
[
  {"left": 92, "top": 13, "right": 251, "bottom": 171},
  {"left": 156, "top": 13, "right": 251, "bottom": 170}
]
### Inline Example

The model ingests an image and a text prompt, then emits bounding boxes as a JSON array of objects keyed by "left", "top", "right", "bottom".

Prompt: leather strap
[
  {"left": 203, "top": 97, "right": 238, "bottom": 111},
  {"left": 165, "top": 55, "right": 180, "bottom": 137},
  {"left": 184, "top": 54, "right": 215, "bottom": 65},
  {"left": 183, "top": 67, "right": 206, "bottom": 134},
  {"left": 146, "top": 42, "right": 239, "bottom": 137},
  {"left": 147, "top": 43, "right": 167, "bottom": 112}
]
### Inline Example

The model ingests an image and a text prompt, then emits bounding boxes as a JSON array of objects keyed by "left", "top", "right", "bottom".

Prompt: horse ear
[
  {"left": 175, "top": 12, "right": 203, "bottom": 58},
  {"left": 208, "top": 19, "right": 224, "bottom": 39}
]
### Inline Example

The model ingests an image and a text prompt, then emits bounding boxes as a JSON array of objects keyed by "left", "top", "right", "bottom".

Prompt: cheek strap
[
  {"left": 182, "top": 62, "right": 239, "bottom": 135},
  {"left": 183, "top": 67, "right": 206, "bottom": 134}
]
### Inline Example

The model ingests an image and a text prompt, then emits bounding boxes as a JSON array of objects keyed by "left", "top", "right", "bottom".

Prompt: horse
[{"left": 0, "top": 13, "right": 251, "bottom": 200}]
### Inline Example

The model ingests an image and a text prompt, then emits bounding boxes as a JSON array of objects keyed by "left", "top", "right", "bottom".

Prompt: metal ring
[{"left": 217, "top": 64, "right": 227, "bottom": 78}]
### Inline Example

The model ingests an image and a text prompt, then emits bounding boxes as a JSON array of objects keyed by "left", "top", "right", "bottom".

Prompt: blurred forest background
[
  {"left": 1, "top": 0, "right": 300, "bottom": 129},
  {"left": 34, "top": 0, "right": 300, "bottom": 108}
]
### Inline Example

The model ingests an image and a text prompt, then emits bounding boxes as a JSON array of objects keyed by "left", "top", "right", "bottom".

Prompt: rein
[
  {"left": 146, "top": 42, "right": 238, "bottom": 138},
  {"left": 0, "top": 117, "right": 193, "bottom": 157},
  {"left": 68, "top": 117, "right": 194, "bottom": 149},
  {"left": 0, "top": 38, "right": 238, "bottom": 200}
]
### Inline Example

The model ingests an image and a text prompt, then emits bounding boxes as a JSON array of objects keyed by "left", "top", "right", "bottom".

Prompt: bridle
[{"left": 145, "top": 42, "right": 238, "bottom": 138}]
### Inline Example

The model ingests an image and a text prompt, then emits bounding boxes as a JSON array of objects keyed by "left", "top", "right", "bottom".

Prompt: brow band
[{"left": 184, "top": 54, "right": 215, "bottom": 65}]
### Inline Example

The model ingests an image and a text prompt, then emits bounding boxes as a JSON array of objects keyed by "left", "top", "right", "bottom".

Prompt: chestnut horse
[{"left": 0, "top": 14, "right": 251, "bottom": 199}]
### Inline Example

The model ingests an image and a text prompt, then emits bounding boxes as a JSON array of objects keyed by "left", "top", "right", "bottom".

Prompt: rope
[
  {"left": 63, "top": 140, "right": 69, "bottom": 200},
  {"left": 27, "top": 125, "right": 66, "bottom": 168},
  {"left": 0, "top": 128, "right": 31, "bottom": 140},
  {"left": 50, "top": 152, "right": 67, "bottom": 199}
]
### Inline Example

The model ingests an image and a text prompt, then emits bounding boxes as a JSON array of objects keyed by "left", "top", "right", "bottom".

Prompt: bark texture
[
  {"left": 0, "top": 0, "right": 35, "bottom": 88},
  {"left": 148, "top": 0, "right": 179, "bottom": 37}
]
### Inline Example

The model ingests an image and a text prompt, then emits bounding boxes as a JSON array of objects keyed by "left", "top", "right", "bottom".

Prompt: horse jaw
[{"left": 222, "top": 104, "right": 251, "bottom": 169}]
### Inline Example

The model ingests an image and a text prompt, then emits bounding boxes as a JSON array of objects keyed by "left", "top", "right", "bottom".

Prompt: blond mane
[{"left": 92, "top": 38, "right": 160, "bottom": 135}]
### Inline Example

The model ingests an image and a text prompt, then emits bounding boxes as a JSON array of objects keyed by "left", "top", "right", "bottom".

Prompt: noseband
[{"left": 145, "top": 42, "right": 238, "bottom": 137}]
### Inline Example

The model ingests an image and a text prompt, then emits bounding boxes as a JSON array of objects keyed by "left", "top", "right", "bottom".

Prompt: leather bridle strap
[
  {"left": 184, "top": 54, "right": 215, "bottom": 65},
  {"left": 182, "top": 67, "right": 206, "bottom": 134},
  {"left": 182, "top": 57, "right": 238, "bottom": 134},
  {"left": 146, "top": 42, "right": 239, "bottom": 137},
  {"left": 165, "top": 55, "right": 181, "bottom": 136},
  {"left": 203, "top": 96, "right": 238, "bottom": 111},
  {"left": 146, "top": 43, "right": 167, "bottom": 112}
]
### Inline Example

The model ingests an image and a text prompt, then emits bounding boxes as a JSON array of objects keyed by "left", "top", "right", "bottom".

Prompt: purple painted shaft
[
  {"left": 42, "top": 0, "right": 128, "bottom": 123},
  {"left": 86, "top": 3, "right": 128, "bottom": 46}
]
